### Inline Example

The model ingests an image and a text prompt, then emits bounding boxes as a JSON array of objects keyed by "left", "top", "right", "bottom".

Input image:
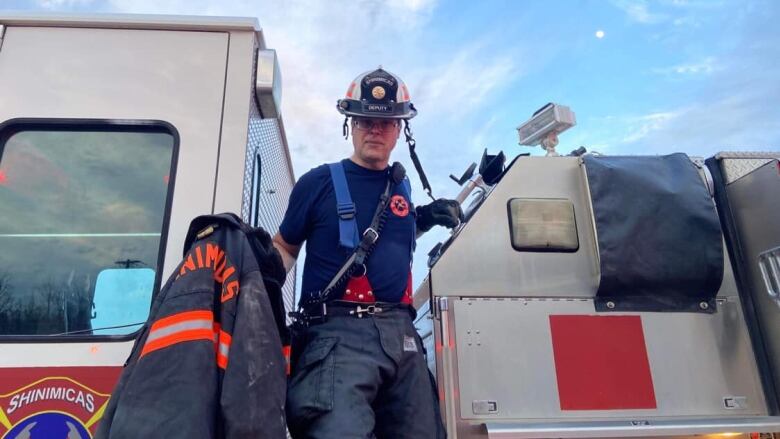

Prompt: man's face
[{"left": 351, "top": 117, "right": 401, "bottom": 167}]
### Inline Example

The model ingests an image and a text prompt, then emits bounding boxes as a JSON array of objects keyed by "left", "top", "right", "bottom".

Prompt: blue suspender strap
[{"left": 328, "top": 162, "right": 359, "bottom": 250}]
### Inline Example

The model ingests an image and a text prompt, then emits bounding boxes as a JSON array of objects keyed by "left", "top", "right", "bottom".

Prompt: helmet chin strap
[
  {"left": 343, "top": 117, "right": 350, "bottom": 139},
  {"left": 403, "top": 119, "right": 435, "bottom": 201}
]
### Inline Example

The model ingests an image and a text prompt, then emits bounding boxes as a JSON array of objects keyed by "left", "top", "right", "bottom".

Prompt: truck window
[
  {"left": 250, "top": 153, "right": 262, "bottom": 227},
  {"left": 0, "top": 121, "right": 176, "bottom": 337}
]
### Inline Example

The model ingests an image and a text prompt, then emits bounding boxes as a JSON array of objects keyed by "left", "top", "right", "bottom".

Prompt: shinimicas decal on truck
[{"left": 0, "top": 367, "right": 121, "bottom": 438}]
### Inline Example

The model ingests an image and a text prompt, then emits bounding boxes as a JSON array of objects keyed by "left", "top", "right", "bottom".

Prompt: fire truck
[
  {"left": 413, "top": 104, "right": 780, "bottom": 438},
  {"left": 2, "top": 12, "right": 780, "bottom": 439},
  {"left": 0, "top": 13, "right": 296, "bottom": 438}
]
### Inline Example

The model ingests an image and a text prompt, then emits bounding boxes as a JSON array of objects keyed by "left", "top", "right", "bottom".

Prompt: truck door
[
  {"left": 0, "top": 23, "right": 228, "bottom": 437},
  {"left": 709, "top": 155, "right": 780, "bottom": 411}
]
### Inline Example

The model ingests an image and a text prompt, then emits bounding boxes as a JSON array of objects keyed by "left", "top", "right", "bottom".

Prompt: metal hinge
[
  {"left": 759, "top": 246, "right": 780, "bottom": 309},
  {"left": 433, "top": 296, "right": 449, "bottom": 320}
]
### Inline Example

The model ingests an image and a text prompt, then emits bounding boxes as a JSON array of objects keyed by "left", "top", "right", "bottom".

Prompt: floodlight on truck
[{"left": 517, "top": 103, "right": 576, "bottom": 156}]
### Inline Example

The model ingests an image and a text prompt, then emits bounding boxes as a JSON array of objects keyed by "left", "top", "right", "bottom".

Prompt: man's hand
[{"left": 415, "top": 199, "right": 464, "bottom": 233}]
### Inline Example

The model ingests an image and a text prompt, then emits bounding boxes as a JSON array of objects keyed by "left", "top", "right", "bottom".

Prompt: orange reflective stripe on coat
[
  {"left": 140, "top": 310, "right": 214, "bottom": 358},
  {"left": 216, "top": 327, "right": 232, "bottom": 370},
  {"left": 140, "top": 310, "right": 232, "bottom": 369},
  {"left": 282, "top": 345, "right": 291, "bottom": 376}
]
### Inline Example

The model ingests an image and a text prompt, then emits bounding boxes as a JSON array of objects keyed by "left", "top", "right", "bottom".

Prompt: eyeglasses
[{"left": 352, "top": 118, "right": 399, "bottom": 132}]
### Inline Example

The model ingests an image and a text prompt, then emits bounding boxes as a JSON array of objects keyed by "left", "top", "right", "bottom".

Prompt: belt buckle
[
  {"left": 363, "top": 227, "right": 379, "bottom": 244},
  {"left": 297, "top": 302, "right": 327, "bottom": 326},
  {"left": 350, "top": 304, "right": 383, "bottom": 318}
]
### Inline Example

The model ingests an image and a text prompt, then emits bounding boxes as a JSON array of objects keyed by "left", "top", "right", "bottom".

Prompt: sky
[{"left": 2, "top": 0, "right": 779, "bottom": 294}]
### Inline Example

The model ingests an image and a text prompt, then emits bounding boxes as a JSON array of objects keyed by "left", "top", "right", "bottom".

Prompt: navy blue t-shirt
[{"left": 279, "top": 159, "right": 416, "bottom": 303}]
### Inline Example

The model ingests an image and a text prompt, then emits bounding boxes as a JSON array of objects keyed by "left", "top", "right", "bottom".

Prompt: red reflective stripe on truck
[{"left": 549, "top": 315, "right": 657, "bottom": 410}]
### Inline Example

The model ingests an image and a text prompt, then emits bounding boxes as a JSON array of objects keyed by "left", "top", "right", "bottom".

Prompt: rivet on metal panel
[{"left": 606, "top": 301, "right": 616, "bottom": 309}]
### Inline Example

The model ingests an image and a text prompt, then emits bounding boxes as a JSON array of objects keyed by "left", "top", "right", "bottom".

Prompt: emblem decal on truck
[{"left": 0, "top": 375, "right": 115, "bottom": 439}]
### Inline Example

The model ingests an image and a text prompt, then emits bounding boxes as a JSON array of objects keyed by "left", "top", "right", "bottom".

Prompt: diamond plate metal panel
[
  {"left": 243, "top": 95, "right": 296, "bottom": 321},
  {"left": 715, "top": 152, "right": 780, "bottom": 184},
  {"left": 715, "top": 151, "right": 779, "bottom": 159}
]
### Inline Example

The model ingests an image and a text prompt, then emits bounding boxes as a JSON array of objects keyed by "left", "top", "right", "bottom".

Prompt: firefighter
[{"left": 273, "top": 67, "right": 458, "bottom": 438}]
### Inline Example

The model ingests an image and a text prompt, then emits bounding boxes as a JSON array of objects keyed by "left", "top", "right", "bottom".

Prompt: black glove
[
  {"left": 247, "top": 226, "right": 287, "bottom": 290},
  {"left": 415, "top": 199, "right": 464, "bottom": 232}
]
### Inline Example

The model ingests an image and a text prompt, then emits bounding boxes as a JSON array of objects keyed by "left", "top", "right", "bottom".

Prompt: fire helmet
[{"left": 337, "top": 67, "right": 417, "bottom": 120}]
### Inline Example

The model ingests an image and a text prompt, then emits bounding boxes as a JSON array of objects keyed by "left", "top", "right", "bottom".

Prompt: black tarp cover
[{"left": 583, "top": 153, "right": 723, "bottom": 313}]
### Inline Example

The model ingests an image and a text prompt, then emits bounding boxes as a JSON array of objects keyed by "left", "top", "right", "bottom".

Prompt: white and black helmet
[
  {"left": 338, "top": 67, "right": 434, "bottom": 199},
  {"left": 337, "top": 67, "right": 417, "bottom": 119}
]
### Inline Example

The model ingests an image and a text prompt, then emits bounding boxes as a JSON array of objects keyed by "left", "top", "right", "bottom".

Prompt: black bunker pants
[{"left": 286, "top": 306, "right": 444, "bottom": 438}]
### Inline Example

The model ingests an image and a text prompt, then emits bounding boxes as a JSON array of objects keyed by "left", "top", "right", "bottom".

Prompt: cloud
[
  {"left": 468, "top": 115, "right": 500, "bottom": 151},
  {"left": 625, "top": 93, "right": 779, "bottom": 154},
  {"left": 652, "top": 57, "right": 720, "bottom": 76},
  {"left": 33, "top": 0, "right": 95, "bottom": 8},
  {"left": 620, "top": 110, "right": 683, "bottom": 144},
  {"left": 597, "top": 76, "right": 779, "bottom": 155},
  {"left": 611, "top": 0, "right": 728, "bottom": 27},
  {"left": 411, "top": 44, "right": 518, "bottom": 121},
  {"left": 611, "top": 0, "right": 667, "bottom": 24}
]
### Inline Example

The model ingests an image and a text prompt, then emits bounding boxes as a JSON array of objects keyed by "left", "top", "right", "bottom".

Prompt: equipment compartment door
[
  {"left": 452, "top": 298, "right": 765, "bottom": 421},
  {"left": 725, "top": 160, "right": 780, "bottom": 406}
]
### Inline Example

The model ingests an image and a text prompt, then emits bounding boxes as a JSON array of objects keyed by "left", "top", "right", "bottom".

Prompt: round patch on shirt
[{"left": 390, "top": 195, "right": 410, "bottom": 217}]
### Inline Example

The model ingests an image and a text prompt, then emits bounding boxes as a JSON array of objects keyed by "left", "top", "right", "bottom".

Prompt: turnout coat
[{"left": 96, "top": 213, "right": 288, "bottom": 439}]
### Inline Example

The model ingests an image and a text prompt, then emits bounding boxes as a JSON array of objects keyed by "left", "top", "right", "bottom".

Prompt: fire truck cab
[{"left": 0, "top": 13, "right": 295, "bottom": 437}]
